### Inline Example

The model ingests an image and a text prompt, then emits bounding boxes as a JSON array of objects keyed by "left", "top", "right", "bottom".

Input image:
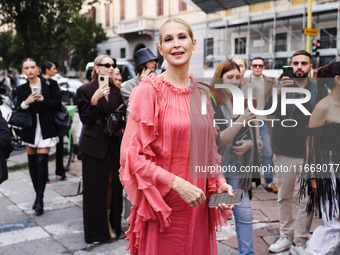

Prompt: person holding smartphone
[
  {"left": 16, "top": 58, "right": 61, "bottom": 216},
  {"left": 211, "top": 59, "right": 257, "bottom": 255},
  {"left": 268, "top": 50, "right": 317, "bottom": 254},
  {"left": 76, "top": 55, "right": 124, "bottom": 244},
  {"left": 119, "top": 18, "right": 234, "bottom": 255},
  {"left": 121, "top": 47, "right": 157, "bottom": 118}
]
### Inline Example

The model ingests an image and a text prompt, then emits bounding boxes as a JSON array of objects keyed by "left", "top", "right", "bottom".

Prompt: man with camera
[{"left": 268, "top": 50, "right": 317, "bottom": 255}]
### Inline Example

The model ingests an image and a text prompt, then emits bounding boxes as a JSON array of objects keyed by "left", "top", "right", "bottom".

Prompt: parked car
[
  {"left": 52, "top": 74, "right": 83, "bottom": 105},
  {"left": 85, "top": 59, "right": 136, "bottom": 83}
]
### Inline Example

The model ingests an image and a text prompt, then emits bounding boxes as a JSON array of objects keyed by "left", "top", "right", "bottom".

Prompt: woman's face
[
  {"left": 95, "top": 57, "right": 115, "bottom": 77},
  {"left": 46, "top": 64, "right": 57, "bottom": 78},
  {"left": 158, "top": 22, "right": 196, "bottom": 68},
  {"left": 22, "top": 60, "right": 39, "bottom": 80},
  {"left": 145, "top": 60, "right": 157, "bottom": 72},
  {"left": 234, "top": 59, "right": 246, "bottom": 77},
  {"left": 222, "top": 68, "right": 241, "bottom": 95}
]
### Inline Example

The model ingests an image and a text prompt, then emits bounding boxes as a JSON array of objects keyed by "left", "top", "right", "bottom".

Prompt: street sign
[{"left": 303, "top": 28, "right": 318, "bottom": 36}]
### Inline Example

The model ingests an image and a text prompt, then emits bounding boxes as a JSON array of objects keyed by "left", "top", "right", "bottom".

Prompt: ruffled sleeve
[{"left": 119, "top": 79, "right": 176, "bottom": 251}]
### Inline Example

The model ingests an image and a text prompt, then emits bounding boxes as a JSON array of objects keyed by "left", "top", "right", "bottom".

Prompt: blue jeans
[
  {"left": 226, "top": 155, "right": 254, "bottom": 255},
  {"left": 260, "top": 121, "right": 274, "bottom": 184},
  {"left": 227, "top": 176, "right": 254, "bottom": 255}
]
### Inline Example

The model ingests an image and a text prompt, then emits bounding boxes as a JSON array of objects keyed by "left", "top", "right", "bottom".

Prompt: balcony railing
[{"left": 118, "top": 17, "right": 155, "bottom": 35}]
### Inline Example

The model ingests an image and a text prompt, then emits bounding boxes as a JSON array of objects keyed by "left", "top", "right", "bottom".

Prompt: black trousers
[{"left": 82, "top": 147, "right": 122, "bottom": 243}]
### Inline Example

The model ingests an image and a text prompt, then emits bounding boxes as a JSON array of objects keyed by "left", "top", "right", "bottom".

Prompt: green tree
[
  {"left": 66, "top": 14, "right": 107, "bottom": 72},
  {"left": 0, "top": 0, "right": 107, "bottom": 72}
]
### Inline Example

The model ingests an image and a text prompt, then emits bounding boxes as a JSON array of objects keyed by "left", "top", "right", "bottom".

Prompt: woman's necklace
[{"left": 330, "top": 93, "right": 340, "bottom": 103}]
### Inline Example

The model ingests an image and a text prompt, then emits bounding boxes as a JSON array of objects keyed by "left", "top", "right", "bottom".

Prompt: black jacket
[
  {"left": 270, "top": 79, "right": 317, "bottom": 158},
  {"left": 0, "top": 111, "right": 12, "bottom": 158},
  {"left": 76, "top": 79, "right": 124, "bottom": 159},
  {"left": 16, "top": 77, "right": 61, "bottom": 144}
]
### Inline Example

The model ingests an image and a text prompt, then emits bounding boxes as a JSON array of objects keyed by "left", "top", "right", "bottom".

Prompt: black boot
[
  {"left": 28, "top": 154, "right": 38, "bottom": 210},
  {"left": 36, "top": 153, "right": 49, "bottom": 216},
  {"left": 55, "top": 138, "right": 66, "bottom": 179}
]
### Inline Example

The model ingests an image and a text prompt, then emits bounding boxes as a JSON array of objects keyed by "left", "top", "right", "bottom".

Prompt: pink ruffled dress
[{"left": 119, "top": 75, "right": 232, "bottom": 255}]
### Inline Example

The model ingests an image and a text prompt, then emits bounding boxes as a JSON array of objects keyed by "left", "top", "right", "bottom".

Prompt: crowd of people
[{"left": 0, "top": 17, "right": 339, "bottom": 255}]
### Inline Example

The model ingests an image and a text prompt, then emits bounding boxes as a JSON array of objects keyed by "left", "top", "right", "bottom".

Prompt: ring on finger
[
  {"left": 104, "top": 91, "right": 108, "bottom": 96},
  {"left": 190, "top": 203, "right": 195, "bottom": 207}
]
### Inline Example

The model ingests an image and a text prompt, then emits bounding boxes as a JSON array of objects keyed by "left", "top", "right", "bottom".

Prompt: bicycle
[{"left": 62, "top": 105, "right": 78, "bottom": 171}]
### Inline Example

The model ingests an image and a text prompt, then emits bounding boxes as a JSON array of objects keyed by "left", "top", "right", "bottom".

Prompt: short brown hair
[{"left": 292, "top": 50, "right": 311, "bottom": 60}]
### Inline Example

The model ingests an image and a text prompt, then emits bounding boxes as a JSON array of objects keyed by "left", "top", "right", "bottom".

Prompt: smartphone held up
[
  {"left": 98, "top": 75, "right": 109, "bottom": 87},
  {"left": 282, "top": 66, "right": 294, "bottom": 78}
]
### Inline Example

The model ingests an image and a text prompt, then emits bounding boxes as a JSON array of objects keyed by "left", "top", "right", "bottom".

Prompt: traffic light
[{"left": 311, "top": 39, "right": 320, "bottom": 58}]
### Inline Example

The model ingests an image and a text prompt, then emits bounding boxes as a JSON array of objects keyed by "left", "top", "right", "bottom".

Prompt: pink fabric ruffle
[{"left": 120, "top": 75, "right": 232, "bottom": 254}]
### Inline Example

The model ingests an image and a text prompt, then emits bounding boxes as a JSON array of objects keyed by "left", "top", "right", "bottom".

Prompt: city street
[{"left": 0, "top": 152, "right": 322, "bottom": 254}]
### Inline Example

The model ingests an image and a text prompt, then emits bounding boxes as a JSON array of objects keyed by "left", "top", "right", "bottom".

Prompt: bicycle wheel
[
  {"left": 62, "top": 133, "right": 73, "bottom": 171},
  {"left": 11, "top": 127, "right": 24, "bottom": 150}
]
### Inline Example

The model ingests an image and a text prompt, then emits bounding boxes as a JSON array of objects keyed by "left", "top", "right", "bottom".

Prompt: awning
[{"left": 191, "top": 0, "right": 271, "bottom": 14}]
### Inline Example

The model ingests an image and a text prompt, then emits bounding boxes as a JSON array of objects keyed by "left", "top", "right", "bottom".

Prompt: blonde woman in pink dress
[{"left": 119, "top": 18, "right": 235, "bottom": 255}]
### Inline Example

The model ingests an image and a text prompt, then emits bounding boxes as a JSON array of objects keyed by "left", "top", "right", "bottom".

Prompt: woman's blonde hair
[
  {"left": 158, "top": 18, "right": 194, "bottom": 44},
  {"left": 232, "top": 56, "right": 247, "bottom": 70},
  {"left": 92, "top": 55, "right": 120, "bottom": 89}
]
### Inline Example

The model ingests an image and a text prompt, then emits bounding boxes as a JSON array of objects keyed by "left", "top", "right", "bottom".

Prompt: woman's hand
[
  {"left": 140, "top": 68, "right": 152, "bottom": 79},
  {"left": 25, "top": 93, "right": 40, "bottom": 105},
  {"left": 310, "top": 179, "right": 317, "bottom": 195},
  {"left": 232, "top": 139, "right": 252, "bottom": 156},
  {"left": 36, "top": 94, "right": 44, "bottom": 102},
  {"left": 172, "top": 176, "right": 206, "bottom": 207},
  {"left": 91, "top": 82, "right": 110, "bottom": 105},
  {"left": 257, "top": 137, "right": 263, "bottom": 150},
  {"left": 216, "top": 183, "right": 235, "bottom": 210}
]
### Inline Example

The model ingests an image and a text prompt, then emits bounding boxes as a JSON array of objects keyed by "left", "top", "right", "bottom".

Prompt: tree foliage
[{"left": 0, "top": 0, "right": 107, "bottom": 72}]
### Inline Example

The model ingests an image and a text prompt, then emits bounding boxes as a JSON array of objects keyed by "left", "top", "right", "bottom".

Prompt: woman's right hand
[
  {"left": 140, "top": 68, "right": 152, "bottom": 79},
  {"left": 172, "top": 176, "right": 206, "bottom": 207},
  {"left": 91, "top": 82, "right": 110, "bottom": 105},
  {"left": 25, "top": 93, "right": 40, "bottom": 105}
]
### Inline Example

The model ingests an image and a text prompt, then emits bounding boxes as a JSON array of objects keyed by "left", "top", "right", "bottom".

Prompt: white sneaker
[
  {"left": 268, "top": 237, "right": 292, "bottom": 253},
  {"left": 289, "top": 245, "right": 307, "bottom": 255}
]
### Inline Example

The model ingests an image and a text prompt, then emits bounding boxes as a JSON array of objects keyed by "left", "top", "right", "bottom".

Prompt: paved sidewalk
[{"left": 0, "top": 153, "right": 322, "bottom": 254}]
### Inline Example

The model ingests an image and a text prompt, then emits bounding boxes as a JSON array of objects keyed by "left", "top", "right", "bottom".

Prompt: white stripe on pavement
[{"left": 0, "top": 227, "right": 49, "bottom": 247}]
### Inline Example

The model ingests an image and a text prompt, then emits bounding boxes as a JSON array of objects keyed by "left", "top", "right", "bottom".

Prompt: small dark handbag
[
  {"left": 233, "top": 127, "right": 252, "bottom": 166},
  {"left": 103, "top": 104, "right": 126, "bottom": 136},
  {"left": 55, "top": 104, "right": 72, "bottom": 136},
  {"left": 8, "top": 107, "right": 33, "bottom": 128}
]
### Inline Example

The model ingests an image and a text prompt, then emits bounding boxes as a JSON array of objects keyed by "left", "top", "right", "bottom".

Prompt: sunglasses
[
  {"left": 252, "top": 64, "right": 264, "bottom": 68},
  {"left": 98, "top": 63, "right": 117, "bottom": 68}
]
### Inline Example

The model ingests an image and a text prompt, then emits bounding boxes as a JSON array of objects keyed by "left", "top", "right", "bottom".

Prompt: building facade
[{"left": 83, "top": 0, "right": 340, "bottom": 77}]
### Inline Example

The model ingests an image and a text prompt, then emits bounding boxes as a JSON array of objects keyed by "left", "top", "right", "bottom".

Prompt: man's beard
[{"left": 294, "top": 71, "right": 309, "bottom": 78}]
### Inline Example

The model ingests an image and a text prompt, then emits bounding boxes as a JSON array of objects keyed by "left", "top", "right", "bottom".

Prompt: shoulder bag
[
  {"left": 8, "top": 107, "right": 33, "bottom": 128},
  {"left": 103, "top": 103, "right": 126, "bottom": 136},
  {"left": 55, "top": 104, "right": 72, "bottom": 136}
]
